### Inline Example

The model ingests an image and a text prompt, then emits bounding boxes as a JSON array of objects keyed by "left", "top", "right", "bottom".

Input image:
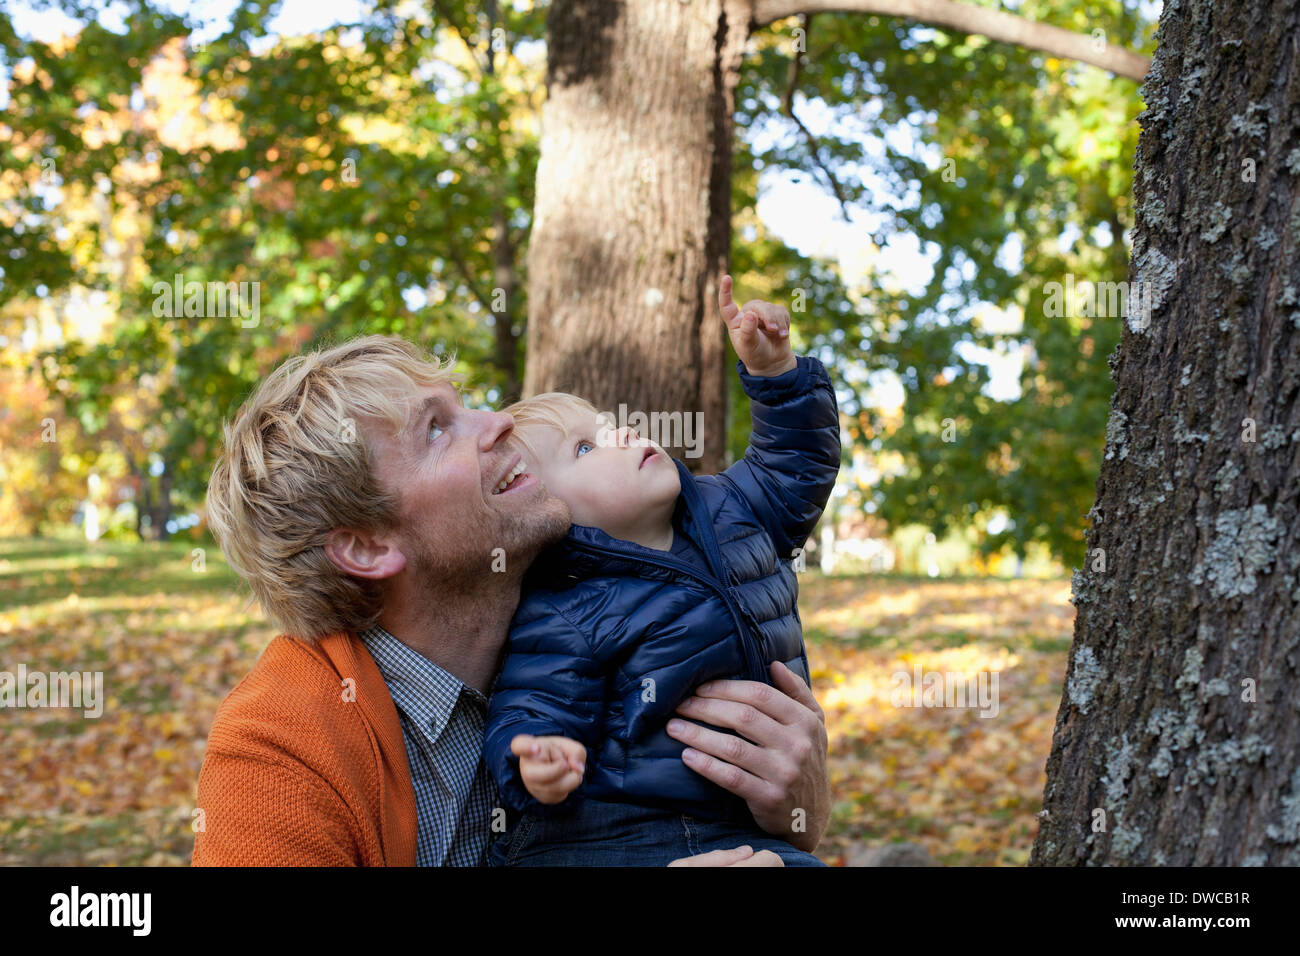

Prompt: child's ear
[{"left": 325, "top": 528, "right": 407, "bottom": 579}]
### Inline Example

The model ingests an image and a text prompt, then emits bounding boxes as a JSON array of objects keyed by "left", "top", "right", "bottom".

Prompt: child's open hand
[
  {"left": 511, "top": 734, "right": 587, "bottom": 805},
  {"left": 718, "top": 274, "right": 798, "bottom": 378}
]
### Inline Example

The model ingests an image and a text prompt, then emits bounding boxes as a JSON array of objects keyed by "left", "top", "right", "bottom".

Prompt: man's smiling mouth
[{"left": 493, "top": 459, "right": 528, "bottom": 494}]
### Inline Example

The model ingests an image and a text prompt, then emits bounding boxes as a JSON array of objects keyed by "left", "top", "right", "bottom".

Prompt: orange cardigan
[{"left": 192, "top": 632, "right": 418, "bottom": 866}]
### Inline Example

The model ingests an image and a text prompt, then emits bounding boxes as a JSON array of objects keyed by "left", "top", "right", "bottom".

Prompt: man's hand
[
  {"left": 511, "top": 734, "right": 586, "bottom": 805},
  {"left": 667, "top": 661, "right": 829, "bottom": 852},
  {"left": 668, "top": 846, "right": 785, "bottom": 867},
  {"left": 718, "top": 274, "right": 798, "bottom": 378}
]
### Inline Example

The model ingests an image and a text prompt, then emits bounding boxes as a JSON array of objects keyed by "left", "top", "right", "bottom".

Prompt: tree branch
[
  {"left": 444, "top": 245, "right": 496, "bottom": 317},
  {"left": 783, "top": 14, "right": 853, "bottom": 220},
  {"left": 748, "top": 0, "right": 1151, "bottom": 81},
  {"left": 431, "top": 0, "right": 488, "bottom": 74}
]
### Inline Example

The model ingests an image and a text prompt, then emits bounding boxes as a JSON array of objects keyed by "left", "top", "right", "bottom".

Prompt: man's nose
[{"left": 475, "top": 408, "right": 517, "bottom": 450}]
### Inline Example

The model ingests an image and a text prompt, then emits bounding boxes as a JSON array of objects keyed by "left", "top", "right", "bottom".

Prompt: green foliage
[
  {"left": 4, "top": 0, "right": 1155, "bottom": 561},
  {"left": 4, "top": 0, "right": 542, "bottom": 507},
  {"left": 733, "top": 0, "right": 1153, "bottom": 563}
]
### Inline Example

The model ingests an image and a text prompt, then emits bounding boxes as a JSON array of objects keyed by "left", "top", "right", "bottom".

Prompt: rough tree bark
[
  {"left": 1032, "top": 0, "right": 1300, "bottom": 865},
  {"left": 525, "top": 0, "right": 1149, "bottom": 472},
  {"left": 525, "top": 0, "right": 745, "bottom": 472}
]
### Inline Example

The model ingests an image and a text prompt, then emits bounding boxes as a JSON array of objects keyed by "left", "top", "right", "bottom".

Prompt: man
[{"left": 194, "top": 330, "right": 830, "bottom": 866}]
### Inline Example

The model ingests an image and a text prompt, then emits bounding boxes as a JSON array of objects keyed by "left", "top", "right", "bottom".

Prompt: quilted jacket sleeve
[
  {"left": 483, "top": 595, "right": 608, "bottom": 815},
  {"left": 719, "top": 354, "right": 842, "bottom": 559}
]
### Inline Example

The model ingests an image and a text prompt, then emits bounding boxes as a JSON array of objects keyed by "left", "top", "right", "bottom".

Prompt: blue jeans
[{"left": 487, "top": 797, "right": 826, "bottom": 867}]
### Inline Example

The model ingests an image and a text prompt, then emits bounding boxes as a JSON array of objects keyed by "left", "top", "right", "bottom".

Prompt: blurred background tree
[{"left": 1, "top": 0, "right": 1155, "bottom": 566}]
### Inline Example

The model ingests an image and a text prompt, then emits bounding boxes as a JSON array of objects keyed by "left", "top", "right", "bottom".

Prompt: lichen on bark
[{"left": 1031, "top": 0, "right": 1300, "bottom": 866}]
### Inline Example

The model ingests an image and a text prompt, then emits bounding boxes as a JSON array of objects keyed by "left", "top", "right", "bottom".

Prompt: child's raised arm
[{"left": 713, "top": 275, "right": 842, "bottom": 560}]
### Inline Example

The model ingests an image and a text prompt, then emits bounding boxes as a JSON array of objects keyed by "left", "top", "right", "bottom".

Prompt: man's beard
[
  {"left": 405, "top": 495, "right": 570, "bottom": 596},
  {"left": 485, "top": 493, "right": 571, "bottom": 573}
]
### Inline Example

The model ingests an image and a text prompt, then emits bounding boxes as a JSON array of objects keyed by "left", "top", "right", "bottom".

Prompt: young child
[{"left": 482, "top": 275, "right": 841, "bottom": 866}]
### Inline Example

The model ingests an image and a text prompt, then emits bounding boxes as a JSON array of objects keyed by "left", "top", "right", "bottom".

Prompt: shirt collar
[{"left": 358, "top": 626, "right": 487, "bottom": 743}]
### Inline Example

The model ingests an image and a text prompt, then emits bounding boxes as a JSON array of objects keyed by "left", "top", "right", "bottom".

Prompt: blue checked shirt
[{"left": 359, "top": 626, "right": 500, "bottom": 867}]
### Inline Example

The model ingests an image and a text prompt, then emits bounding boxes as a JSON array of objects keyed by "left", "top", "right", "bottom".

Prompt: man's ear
[{"left": 324, "top": 528, "right": 407, "bottom": 580}]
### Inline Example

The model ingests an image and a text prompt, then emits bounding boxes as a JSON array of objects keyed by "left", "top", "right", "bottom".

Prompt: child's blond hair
[{"left": 504, "top": 392, "right": 601, "bottom": 461}]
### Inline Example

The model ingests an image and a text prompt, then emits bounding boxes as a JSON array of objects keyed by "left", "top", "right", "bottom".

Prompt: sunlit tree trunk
[{"left": 524, "top": 0, "right": 746, "bottom": 471}]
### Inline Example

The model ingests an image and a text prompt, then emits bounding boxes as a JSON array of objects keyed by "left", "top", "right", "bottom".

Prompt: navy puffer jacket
[{"left": 484, "top": 355, "right": 840, "bottom": 818}]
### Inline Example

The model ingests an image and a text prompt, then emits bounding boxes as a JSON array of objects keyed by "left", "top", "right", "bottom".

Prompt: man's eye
[
  {"left": 429, "top": 421, "right": 445, "bottom": 442},
  {"left": 576, "top": 440, "right": 593, "bottom": 457}
]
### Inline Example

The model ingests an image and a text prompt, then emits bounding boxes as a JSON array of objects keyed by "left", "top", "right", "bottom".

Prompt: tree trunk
[
  {"left": 492, "top": 203, "right": 522, "bottom": 404},
  {"left": 1032, "top": 0, "right": 1300, "bottom": 865},
  {"left": 484, "top": 2, "right": 522, "bottom": 405},
  {"left": 135, "top": 461, "right": 151, "bottom": 540},
  {"left": 525, "top": 0, "right": 747, "bottom": 472},
  {"left": 155, "top": 462, "right": 173, "bottom": 540}
]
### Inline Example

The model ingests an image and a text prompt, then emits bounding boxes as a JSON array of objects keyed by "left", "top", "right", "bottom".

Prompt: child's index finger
[
  {"left": 718, "top": 274, "right": 740, "bottom": 326},
  {"left": 510, "top": 734, "right": 550, "bottom": 760}
]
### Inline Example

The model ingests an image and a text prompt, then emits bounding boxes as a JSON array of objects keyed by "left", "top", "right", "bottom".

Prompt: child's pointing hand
[
  {"left": 718, "top": 274, "right": 798, "bottom": 378},
  {"left": 511, "top": 734, "right": 587, "bottom": 805}
]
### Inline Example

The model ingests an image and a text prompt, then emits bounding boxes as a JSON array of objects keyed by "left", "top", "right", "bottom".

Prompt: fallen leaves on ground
[
  {"left": 801, "top": 575, "right": 1074, "bottom": 866},
  {"left": 1, "top": 540, "right": 1074, "bottom": 866},
  {"left": 0, "top": 538, "right": 277, "bottom": 865}
]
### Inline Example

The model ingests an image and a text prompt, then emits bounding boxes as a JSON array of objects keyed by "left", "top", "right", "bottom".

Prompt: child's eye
[{"left": 576, "top": 440, "right": 593, "bottom": 457}]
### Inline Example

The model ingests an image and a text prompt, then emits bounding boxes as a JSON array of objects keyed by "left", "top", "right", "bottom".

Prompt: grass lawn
[{"left": 0, "top": 536, "right": 1074, "bottom": 865}]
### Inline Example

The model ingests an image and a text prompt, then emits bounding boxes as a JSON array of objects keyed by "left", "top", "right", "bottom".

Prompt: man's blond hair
[
  {"left": 206, "top": 335, "right": 461, "bottom": 640},
  {"left": 503, "top": 392, "right": 599, "bottom": 461}
]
